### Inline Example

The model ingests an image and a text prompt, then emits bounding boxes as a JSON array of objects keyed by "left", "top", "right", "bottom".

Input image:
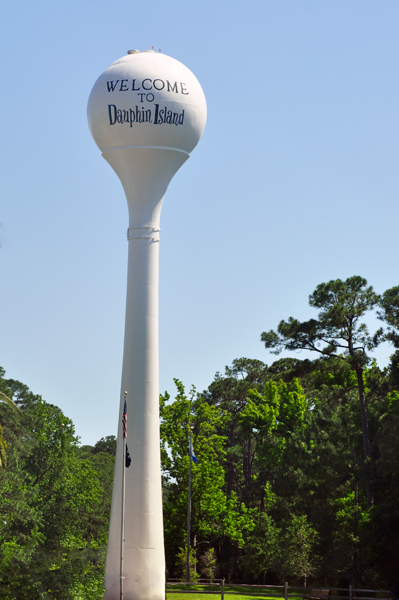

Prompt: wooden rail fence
[{"left": 166, "top": 580, "right": 391, "bottom": 600}]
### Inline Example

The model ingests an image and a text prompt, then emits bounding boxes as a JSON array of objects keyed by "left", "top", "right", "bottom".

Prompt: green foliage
[
  {"left": 0, "top": 422, "right": 7, "bottom": 467},
  {"left": 241, "top": 378, "right": 308, "bottom": 438},
  {"left": 92, "top": 435, "right": 117, "bottom": 456},
  {"left": 0, "top": 390, "right": 20, "bottom": 412},
  {"left": 328, "top": 491, "right": 370, "bottom": 582},
  {"left": 161, "top": 380, "right": 255, "bottom": 577},
  {"left": 175, "top": 546, "right": 199, "bottom": 582},
  {"left": 0, "top": 368, "right": 112, "bottom": 599},
  {"left": 261, "top": 276, "right": 382, "bottom": 361},
  {"left": 280, "top": 515, "right": 319, "bottom": 586},
  {"left": 0, "top": 389, "right": 20, "bottom": 467},
  {"left": 199, "top": 548, "right": 218, "bottom": 582},
  {"left": 379, "top": 285, "right": 399, "bottom": 347},
  {"left": 260, "top": 276, "right": 385, "bottom": 508},
  {"left": 240, "top": 513, "right": 280, "bottom": 584}
]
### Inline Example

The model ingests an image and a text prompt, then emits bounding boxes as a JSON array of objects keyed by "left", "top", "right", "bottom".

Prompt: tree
[
  {"left": 160, "top": 380, "right": 254, "bottom": 578},
  {"left": 378, "top": 286, "right": 399, "bottom": 386},
  {"left": 330, "top": 491, "right": 370, "bottom": 585},
  {"left": 238, "top": 378, "right": 309, "bottom": 512},
  {"left": 175, "top": 546, "right": 199, "bottom": 582},
  {"left": 261, "top": 276, "right": 382, "bottom": 507},
  {"left": 202, "top": 358, "right": 270, "bottom": 505},
  {"left": 0, "top": 390, "right": 20, "bottom": 467},
  {"left": 199, "top": 548, "right": 218, "bottom": 582},
  {"left": 280, "top": 515, "right": 319, "bottom": 587},
  {"left": 92, "top": 435, "right": 116, "bottom": 456},
  {"left": 0, "top": 390, "right": 20, "bottom": 412},
  {"left": 379, "top": 285, "right": 399, "bottom": 347},
  {"left": 0, "top": 368, "right": 107, "bottom": 599},
  {"left": 240, "top": 512, "right": 280, "bottom": 584}
]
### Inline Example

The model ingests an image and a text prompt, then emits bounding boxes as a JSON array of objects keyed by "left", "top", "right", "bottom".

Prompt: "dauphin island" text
[{"left": 108, "top": 104, "right": 185, "bottom": 127}]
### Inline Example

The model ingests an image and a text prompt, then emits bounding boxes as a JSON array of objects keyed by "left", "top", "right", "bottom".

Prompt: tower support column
[
  {"left": 105, "top": 229, "right": 164, "bottom": 600},
  {"left": 103, "top": 148, "right": 188, "bottom": 600}
]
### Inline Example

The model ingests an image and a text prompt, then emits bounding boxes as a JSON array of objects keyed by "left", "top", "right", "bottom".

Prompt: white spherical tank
[
  {"left": 87, "top": 50, "right": 207, "bottom": 154},
  {"left": 87, "top": 51, "right": 206, "bottom": 600}
]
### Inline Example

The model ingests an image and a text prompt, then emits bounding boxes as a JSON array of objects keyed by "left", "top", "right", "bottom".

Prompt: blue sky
[{"left": 1, "top": 1, "right": 398, "bottom": 444}]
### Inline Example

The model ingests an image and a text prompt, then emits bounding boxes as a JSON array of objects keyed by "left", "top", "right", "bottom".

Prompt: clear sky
[{"left": 1, "top": 1, "right": 398, "bottom": 445}]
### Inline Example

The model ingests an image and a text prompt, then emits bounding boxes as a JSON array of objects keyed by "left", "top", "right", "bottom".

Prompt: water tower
[{"left": 87, "top": 50, "right": 207, "bottom": 600}]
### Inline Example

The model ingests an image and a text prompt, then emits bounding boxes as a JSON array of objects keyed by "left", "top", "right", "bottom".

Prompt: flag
[
  {"left": 122, "top": 397, "right": 127, "bottom": 439},
  {"left": 125, "top": 444, "right": 131, "bottom": 468},
  {"left": 190, "top": 445, "right": 198, "bottom": 464}
]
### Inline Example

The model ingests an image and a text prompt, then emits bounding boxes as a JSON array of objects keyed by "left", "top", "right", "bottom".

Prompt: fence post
[
  {"left": 349, "top": 584, "right": 352, "bottom": 600},
  {"left": 284, "top": 581, "right": 288, "bottom": 600},
  {"left": 221, "top": 578, "right": 225, "bottom": 600}
]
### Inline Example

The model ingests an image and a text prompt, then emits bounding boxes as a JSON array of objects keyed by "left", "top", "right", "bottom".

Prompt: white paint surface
[{"left": 87, "top": 51, "right": 206, "bottom": 600}]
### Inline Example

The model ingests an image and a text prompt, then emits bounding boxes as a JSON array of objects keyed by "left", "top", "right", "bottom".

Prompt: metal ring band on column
[{"left": 127, "top": 227, "right": 161, "bottom": 242}]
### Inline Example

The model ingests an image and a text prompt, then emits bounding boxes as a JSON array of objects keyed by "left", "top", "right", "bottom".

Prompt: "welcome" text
[{"left": 106, "top": 79, "right": 189, "bottom": 95}]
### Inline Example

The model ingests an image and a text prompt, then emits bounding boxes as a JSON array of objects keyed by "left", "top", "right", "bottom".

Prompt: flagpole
[
  {"left": 120, "top": 391, "right": 128, "bottom": 600},
  {"left": 186, "top": 428, "right": 193, "bottom": 583}
]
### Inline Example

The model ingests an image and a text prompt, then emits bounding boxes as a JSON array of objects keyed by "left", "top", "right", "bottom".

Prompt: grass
[{"left": 166, "top": 583, "right": 304, "bottom": 600}]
